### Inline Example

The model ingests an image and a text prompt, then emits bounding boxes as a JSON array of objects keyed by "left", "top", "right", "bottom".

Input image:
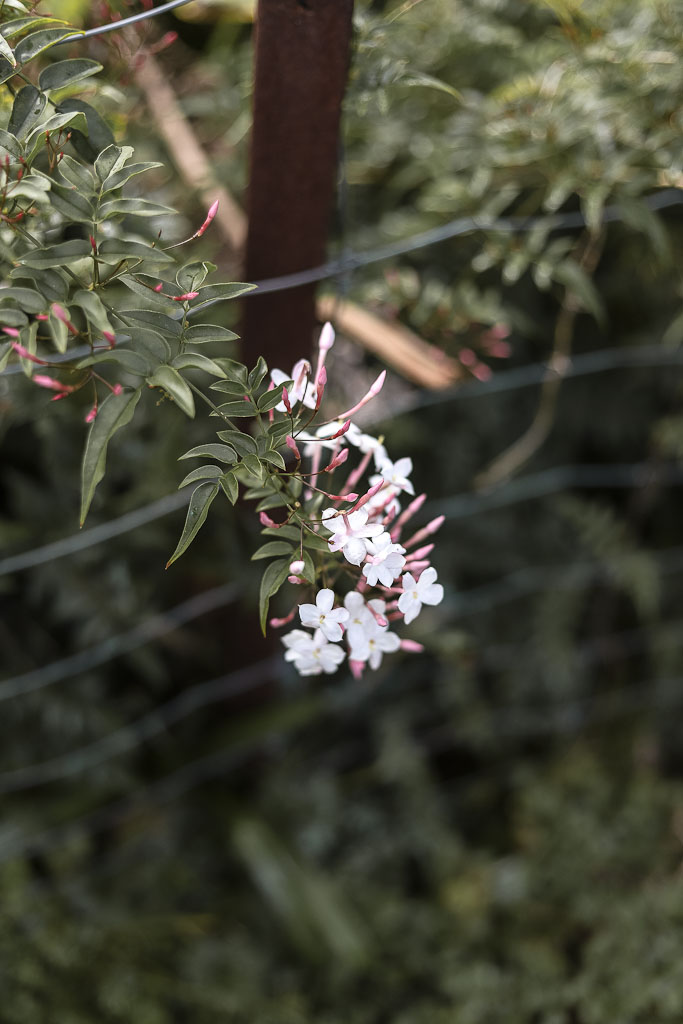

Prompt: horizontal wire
[
  {"left": 0, "top": 582, "right": 241, "bottom": 702},
  {"left": 2, "top": 347, "right": 682, "bottom": 577},
  {"left": 0, "top": 655, "right": 279, "bottom": 795},
  {"left": 78, "top": 0, "right": 194, "bottom": 40},
  {"left": 3, "top": 192, "right": 682, "bottom": 380}
]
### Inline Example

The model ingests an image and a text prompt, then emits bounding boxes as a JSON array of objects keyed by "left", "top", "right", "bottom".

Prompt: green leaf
[
  {"left": 303, "top": 532, "right": 333, "bottom": 553},
  {"left": 178, "top": 465, "right": 223, "bottom": 488},
  {"left": 95, "top": 238, "right": 174, "bottom": 266},
  {"left": 39, "top": 57, "right": 102, "bottom": 92},
  {"left": 259, "top": 449, "right": 287, "bottom": 470},
  {"left": 119, "top": 274, "right": 178, "bottom": 312},
  {"left": 146, "top": 365, "right": 195, "bottom": 418},
  {"left": 56, "top": 152, "right": 95, "bottom": 193},
  {"left": 48, "top": 302, "right": 69, "bottom": 353},
  {"left": 188, "top": 281, "right": 257, "bottom": 314},
  {"left": 58, "top": 98, "right": 114, "bottom": 162},
  {"left": 172, "top": 352, "right": 227, "bottom": 377},
  {"left": 214, "top": 399, "right": 258, "bottom": 418},
  {"left": 212, "top": 357, "right": 248, "bottom": 383},
  {"left": 179, "top": 443, "right": 237, "bottom": 464},
  {"left": 0, "top": 128, "right": 22, "bottom": 157},
  {"left": 101, "top": 160, "right": 164, "bottom": 193},
  {"left": 40, "top": 177, "right": 92, "bottom": 220},
  {"left": 72, "top": 289, "right": 112, "bottom": 333},
  {"left": 255, "top": 493, "right": 289, "bottom": 512},
  {"left": 248, "top": 355, "right": 268, "bottom": 391},
  {"left": 1, "top": 16, "right": 66, "bottom": 40},
  {"left": 7, "top": 85, "right": 46, "bottom": 139},
  {"left": 115, "top": 308, "right": 181, "bottom": 337},
  {"left": 258, "top": 381, "right": 292, "bottom": 413},
  {"left": 219, "top": 471, "right": 239, "bottom": 505},
  {"left": 80, "top": 387, "right": 142, "bottom": 525},
  {"left": 9, "top": 265, "right": 67, "bottom": 303},
  {"left": 259, "top": 558, "right": 291, "bottom": 634},
  {"left": 0, "top": 31, "right": 16, "bottom": 67},
  {"left": 241, "top": 453, "right": 264, "bottom": 481},
  {"left": 206, "top": 378, "right": 246, "bottom": 396},
  {"left": 216, "top": 430, "right": 257, "bottom": 456},
  {"left": 0, "top": 306, "right": 28, "bottom": 327},
  {"left": 26, "top": 110, "right": 90, "bottom": 161},
  {"left": 0, "top": 340, "right": 12, "bottom": 372},
  {"left": 166, "top": 482, "right": 219, "bottom": 567},
  {"left": 400, "top": 71, "right": 462, "bottom": 102},
  {"left": 77, "top": 349, "right": 151, "bottom": 375},
  {"left": 95, "top": 144, "right": 133, "bottom": 181},
  {"left": 0, "top": 55, "right": 15, "bottom": 85},
  {"left": 184, "top": 324, "right": 239, "bottom": 345},
  {"left": 252, "top": 540, "right": 295, "bottom": 560},
  {"left": 16, "top": 320, "right": 37, "bottom": 375},
  {"left": 98, "top": 197, "right": 175, "bottom": 220},
  {"left": 15, "top": 27, "right": 82, "bottom": 64},
  {"left": 263, "top": 524, "right": 301, "bottom": 542},
  {"left": 0, "top": 286, "right": 45, "bottom": 314},
  {"left": 176, "top": 259, "right": 213, "bottom": 293},
  {"left": 17, "top": 239, "right": 91, "bottom": 268},
  {"left": 127, "top": 328, "right": 171, "bottom": 365}
]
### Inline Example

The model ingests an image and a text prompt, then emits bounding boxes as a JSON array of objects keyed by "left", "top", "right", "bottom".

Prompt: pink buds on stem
[
  {"left": 194, "top": 199, "right": 219, "bottom": 238},
  {"left": 10, "top": 342, "right": 48, "bottom": 364},
  {"left": 323, "top": 446, "right": 349, "bottom": 473},
  {"left": 403, "top": 515, "right": 445, "bottom": 550},
  {"left": 333, "top": 370, "right": 386, "bottom": 422},
  {"left": 286, "top": 435, "right": 301, "bottom": 460},
  {"left": 51, "top": 304, "right": 79, "bottom": 336}
]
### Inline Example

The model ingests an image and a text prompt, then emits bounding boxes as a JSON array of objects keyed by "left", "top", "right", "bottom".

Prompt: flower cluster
[{"left": 273, "top": 324, "right": 444, "bottom": 679}]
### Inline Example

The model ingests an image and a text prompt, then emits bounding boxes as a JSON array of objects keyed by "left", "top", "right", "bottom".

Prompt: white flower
[
  {"left": 357, "top": 432, "right": 388, "bottom": 468},
  {"left": 362, "top": 532, "right": 406, "bottom": 587},
  {"left": 271, "top": 358, "right": 316, "bottom": 410},
  {"left": 365, "top": 629, "right": 401, "bottom": 670},
  {"left": 370, "top": 456, "right": 414, "bottom": 496},
  {"left": 321, "top": 507, "right": 384, "bottom": 566},
  {"left": 343, "top": 591, "right": 379, "bottom": 653},
  {"left": 281, "top": 628, "right": 346, "bottom": 676},
  {"left": 299, "top": 588, "right": 349, "bottom": 642},
  {"left": 397, "top": 567, "right": 444, "bottom": 625}
]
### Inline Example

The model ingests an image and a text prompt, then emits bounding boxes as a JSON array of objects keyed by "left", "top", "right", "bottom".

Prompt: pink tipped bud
[
  {"left": 289, "top": 559, "right": 305, "bottom": 575},
  {"left": 471, "top": 362, "right": 492, "bottom": 381},
  {"left": 400, "top": 639, "right": 424, "bottom": 653},
  {"left": 173, "top": 291, "right": 199, "bottom": 302},
  {"left": 349, "top": 659, "right": 366, "bottom": 680},
  {"left": 329, "top": 419, "right": 351, "bottom": 440},
  {"left": 89, "top": 235, "right": 97, "bottom": 251},
  {"left": 352, "top": 479, "right": 385, "bottom": 512},
  {"left": 282, "top": 386, "right": 292, "bottom": 415},
  {"left": 335, "top": 370, "right": 387, "bottom": 421},
  {"left": 370, "top": 370, "right": 386, "bottom": 397},
  {"left": 407, "top": 543, "right": 434, "bottom": 561},
  {"left": 35, "top": 314, "right": 49, "bottom": 321},
  {"left": 51, "top": 303, "right": 79, "bottom": 336},
  {"left": 404, "top": 514, "right": 445, "bottom": 550},
  {"left": 318, "top": 321, "right": 335, "bottom": 353},
  {"left": 154, "top": 283, "right": 164, "bottom": 293},
  {"left": 407, "top": 559, "right": 430, "bottom": 574},
  {"left": 195, "top": 199, "right": 219, "bottom": 238},
  {"left": 11, "top": 341, "right": 48, "bottom": 364},
  {"left": 324, "top": 446, "right": 349, "bottom": 473},
  {"left": 287, "top": 574, "right": 304, "bottom": 585},
  {"left": 459, "top": 347, "right": 476, "bottom": 367},
  {"left": 270, "top": 607, "right": 297, "bottom": 628},
  {"left": 285, "top": 434, "right": 301, "bottom": 460},
  {"left": 2, "top": 327, "right": 20, "bottom": 338},
  {"left": 487, "top": 340, "right": 511, "bottom": 359},
  {"left": 426, "top": 515, "right": 445, "bottom": 535},
  {"left": 112, "top": 383, "right": 123, "bottom": 395},
  {"left": 33, "top": 374, "right": 71, "bottom": 393},
  {"left": 102, "top": 330, "right": 116, "bottom": 347},
  {"left": 315, "top": 365, "right": 327, "bottom": 410},
  {"left": 85, "top": 404, "right": 98, "bottom": 423},
  {"left": 259, "top": 511, "right": 278, "bottom": 528}
]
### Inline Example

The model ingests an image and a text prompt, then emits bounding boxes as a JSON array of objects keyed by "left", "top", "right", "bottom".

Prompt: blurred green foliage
[{"left": 2, "top": 0, "right": 683, "bottom": 1019}]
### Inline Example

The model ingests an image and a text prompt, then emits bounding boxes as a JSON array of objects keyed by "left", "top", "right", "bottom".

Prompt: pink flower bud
[
  {"left": 85, "top": 404, "right": 98, "bottom": 423},
  {"left": 102, "top": 331, "right": 116, "bottom": 347},
  {"left": 35, "top": 314, "right": 48, "bottom": 321},
  {"left": 487, "top": 340, "right": 511, "bottom": 359},
  {"left": 173, "top": 292, "right": 199, "bottom": 302},
  {"left": 407, "top": 543, "right": 434, "bottom": 561},
  {"left": 11, "top": 342, "right": 48, "bottom": 364},
  {"left": 286, "top": 435, "right": 301, "bottom": 460},
  {"left": 89, "top": 235, "right": 97, "bottom": 251},
  {"left": 154, "top": 283, "right": 164, "bottom": 293},
  {"left": 2, "top": 327, "right": 20, "bottom": 338},
  {"left": 349, "top": 659, "right": 366, "bottom": 680},
  {"left": 195, "top": 199, "right": 219, "bottom": 238},
  {"left": 259, "top": 511, "right": 278, "bottom": 528},
  {"left": 282, "top": 387, "right": 292, "bottom": 415},
  {"left": 324, "top": 446, "right": 349, "bottom": 473},
  {"left": 329, "top": 419, "right": 351, "bottom": 440},
  {"left": 289, "top": 559, "right": 305, "bottom": 575},
  {"left": 315, "top": 365, "right": 327, "bottom": 410},
  {"left": 51, "top": 303, "right": 79, "bottom": 336},
  {"left": 33, "top": 375, "right": 71, "bottom": 393},
  {"left": 270, "top": 607, "right": 297, "bottom": 628},
  {"left": 287, "top": 575, "right": 304, "bottom": 585},
  {"left": 400, "top": 639, "right": 424, "bottom": 653},
  {"left": 334, "top": 370, "right": 386, "bottom": 421},
  {"left": 459, "top": 347, "right": 476, "bottom": 367},
  {"left": 112, "top": 383, "right": 123, "bottom": 395},
  {"left": 471, "top": 362, "right": 492, "bottom": 381}
]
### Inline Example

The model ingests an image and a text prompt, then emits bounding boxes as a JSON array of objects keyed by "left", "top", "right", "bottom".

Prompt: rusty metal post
[{"left": 243, "top": 0, "right": 355, "bottom": 369}]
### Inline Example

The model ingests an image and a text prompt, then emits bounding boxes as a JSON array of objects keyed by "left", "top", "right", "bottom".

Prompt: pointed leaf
[
  {"left": 98, "top": 197, "right": 175, "bottom": 220},
  {"left": 188, "top": 281, "right": 257, "bottom": 314},
  {"left": 0, "top": 32, "right": 16, "bottom": 67},
  {"left": 58, "top": 98, "right": 114, "bottom": 162},
  {"left": 95, "top": 238, "right": 174, "bottom": 266},
  {"left": 184, "top": 324, "right": 239, "bottom": 345},
  {"left": 77, "top": 349, "right": 151, "bottom": 375},
  {"left": 179, "top": 443, "right": 237, "bottom": 464},
  {"left": 80, "top": 387, "right": 142, "bottom": 525},
  {"left": 39, "top": 57, "right": 102, "bottom": 92},
  {"left": 17, "top": 239, "right": 91, "bottom": 268},
  {"left": 259, "top": 558, "right": 291, "bottom": 634},
  {"left": 172, "top": 352, "right": 227, "bottom": 377},
  {"left": 216, "top": 430, "right": 257, "bottom": 456},
  {"left": 220, "top": 471, "right": 239, "bottom": 505},
  {"left": 15, "top": 27, "right": 83, "bottom": 64},
  {"left": 7, "top": 85, "right": 46, "bottom": 139},
  {"left": 214, "top": 399, "right": 258, "bottom": 418},
  {"left": 166, "top": 482, "right": 219, "bottom": 567},
  {"left": 72, "top": 289, "right": 112, "bottom": 333},
  {"left": 95, "top": 144, "right": 133, "bottom": 181},
  {"left": 178, "top": 465, "right": 223, "bottom": 488},
  {"left": 101, "top": 160, "right": 164, "bottom": 193},
  {"left": 258, "top": 381, "right": 292, "bottom": 412},
  {"left": 252, "top": 541, "right": 295, "bottom": 560},
  {"left": 0, "top": 128, "right": 22, "bottom": 157},
  {"left": 146, "top": 364, "right": 195, "bottom": 418}
]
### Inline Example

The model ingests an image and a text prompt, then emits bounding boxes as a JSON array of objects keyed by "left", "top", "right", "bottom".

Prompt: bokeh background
[{"left": 2, "top": 0, "right": 683, "bottom": 1020}]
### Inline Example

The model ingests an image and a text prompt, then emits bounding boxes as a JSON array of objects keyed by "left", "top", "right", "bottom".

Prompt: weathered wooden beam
[{"left": 243, "top": 0, "right": 354, "bottom": 368}]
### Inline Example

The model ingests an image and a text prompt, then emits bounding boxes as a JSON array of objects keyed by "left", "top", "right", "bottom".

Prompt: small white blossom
[
  {"left": 343, "top": 591, "right": 379, "bottom": 653},
  {"left": 299, "top": 588, "right": 349, "bottom": 642},
  {"left": 321, "top": 507, "right": 384, "bottom": 566},
  {"left": 282, "top": 628, "right": 346, "bottom": 676},
  {"left": 370, "top": 456, "right": 415, "bottom": 496},
  {"left": 365, "top": 629, "right": 401, "bottom": 670},
  {"left": 271, "top": 358, "right": 316, "bottom": 410},
  {"left": 362, "top": 532, "right": 406, "bottom": 587},
  {"left": 398, "top": 567, "right": 444, "bottom": 625}
]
